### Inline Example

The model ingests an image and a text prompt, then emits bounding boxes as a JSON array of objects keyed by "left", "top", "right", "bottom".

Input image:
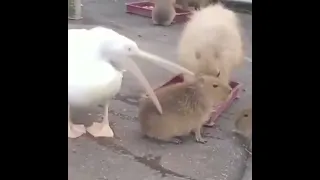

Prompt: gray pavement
[
  {"left": 241, "top": 156, "right": 252, "bottom": 180},
  {"left": 68, "top": 1, "right": 252, "bottom": 180}
]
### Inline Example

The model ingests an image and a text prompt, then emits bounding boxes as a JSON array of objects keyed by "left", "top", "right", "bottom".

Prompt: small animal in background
[
  {"left": 180, "top": 0, "right": 221, "bottom": 11},
  {"left": 152, "top": 0, "right": 177, "bottom": 26},
  {"left": 177, "top": 4, "right": 244, "bottom": 85},
  {"left": 175, "top": 0, "right": 215, "bottom": 11},
  {"left": 248, "top": 140, "right": 252, "bottom": 153},
  {"left": 233, "top": 108, "right": 252, "bottom": 148},
  {"left": 139, "top": 74, "right": 232, "bottom": 144}
]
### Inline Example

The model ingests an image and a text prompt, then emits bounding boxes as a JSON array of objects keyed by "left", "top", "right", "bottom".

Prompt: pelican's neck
[{"left": 68, "top": 28, "right": 122, "bottom": 75}]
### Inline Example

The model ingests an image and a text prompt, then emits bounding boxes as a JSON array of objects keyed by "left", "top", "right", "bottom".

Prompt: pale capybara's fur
[
  {"left": 152, "top": 0, "right": 176, "bottom": 26},
  {"left": 178, "top": 4, "right": 244, "bottom": 85},
  {"left": 139, "top": 74, "right": 232, "bottom": 144}
]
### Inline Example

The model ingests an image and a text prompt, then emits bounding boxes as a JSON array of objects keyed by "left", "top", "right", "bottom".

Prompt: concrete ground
[{"left": 68, "top": 1, "right": 252, "bottom": 180}]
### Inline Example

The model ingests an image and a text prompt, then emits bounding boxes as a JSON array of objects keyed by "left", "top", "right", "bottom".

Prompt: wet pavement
[{"left": 68, "top": 1, "right": 252, "bottom": 180}]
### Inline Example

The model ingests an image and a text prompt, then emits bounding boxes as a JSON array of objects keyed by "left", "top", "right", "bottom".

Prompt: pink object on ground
[
  {"left": 125, "top": 1, "right": 192, "bottom": 23},
  {"left": 155, "top": 74, "right": 242, "bottom": 127}
]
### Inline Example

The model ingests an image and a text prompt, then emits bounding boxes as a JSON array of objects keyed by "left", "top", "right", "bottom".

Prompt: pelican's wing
[
  {"left": 68, "top": 28, "right": 120, "bottom": 86},
  {"left": 68, "top": 28, "right": 103, "bottom": 64}
]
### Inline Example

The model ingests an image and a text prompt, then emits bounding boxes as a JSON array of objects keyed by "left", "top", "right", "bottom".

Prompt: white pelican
[{"left": 68, "top": 26, "right": 194, "bottom": 138}]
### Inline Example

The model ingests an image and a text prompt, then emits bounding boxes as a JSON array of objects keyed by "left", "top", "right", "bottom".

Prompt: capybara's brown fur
[
  {"left": 139, "top": 74, "right": 232, "bottom": 144},
  {"left": 178, "top": 4, "right": 244, "bottom": 85}
]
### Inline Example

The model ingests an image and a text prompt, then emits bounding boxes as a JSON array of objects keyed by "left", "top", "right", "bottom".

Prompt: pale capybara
[{"left": 178, "top": 4, "right": 244, "bottom": 85}]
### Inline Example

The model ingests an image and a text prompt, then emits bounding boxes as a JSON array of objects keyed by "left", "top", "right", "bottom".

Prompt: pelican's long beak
[
  {"left": 118, "top": 57, "right": 163, "bottom": 114},
  {"left": 134, "top": 50, "right": 195, "bottom": 76}
]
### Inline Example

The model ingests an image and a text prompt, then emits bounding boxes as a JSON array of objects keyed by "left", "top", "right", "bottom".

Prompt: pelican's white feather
[{"left": 68, "top": 28, "right": 123, "bottom": 107}]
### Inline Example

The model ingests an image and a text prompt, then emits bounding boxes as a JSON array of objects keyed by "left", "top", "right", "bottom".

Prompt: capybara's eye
[
  {"left": 213, "top": 84, "right": 218, "bottom": 88},
  {"left": 244, "top": 114, "right": 248, "bottom": 117}
]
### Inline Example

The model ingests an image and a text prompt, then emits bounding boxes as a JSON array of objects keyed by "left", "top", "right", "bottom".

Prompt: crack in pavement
[{"left": 87, "top": 136, "right": 198, "bottom": 180}]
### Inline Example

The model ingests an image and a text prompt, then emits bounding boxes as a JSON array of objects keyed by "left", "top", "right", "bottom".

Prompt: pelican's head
[
  {"left": 91, "top": 27, "right": 195, "bottom": 114},
  {"left": 104, "top": 36, "right": 140, "bottom": 60}
]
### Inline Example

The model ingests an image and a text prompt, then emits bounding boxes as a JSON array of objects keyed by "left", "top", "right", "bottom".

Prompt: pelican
[{"left": 68, "top": 26, "right": 194, "bottom": 138}]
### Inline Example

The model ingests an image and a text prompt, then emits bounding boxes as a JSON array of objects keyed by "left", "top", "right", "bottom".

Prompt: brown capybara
[{"left": 139, "top": 74, "right": 232, "bottom": 144}]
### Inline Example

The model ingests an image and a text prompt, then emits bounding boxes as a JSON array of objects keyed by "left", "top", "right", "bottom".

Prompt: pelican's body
[
  {"left": 68, "top": 54, "right": 123, "bottom": 107},
  {"left": 68, "top": 27, "right": 195, "bottom": 138},
  {"left": 68, "top": 28, "right": 125, "bottom": 138}
]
